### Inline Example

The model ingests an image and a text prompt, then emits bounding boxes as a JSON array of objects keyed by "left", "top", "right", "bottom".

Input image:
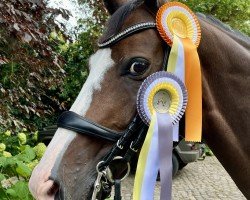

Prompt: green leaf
[
  {"left": 16, "top": 154, "right": 30, "bottom": 163},
  {"left": 0, "top": 188, "right": 8, "bottom": 200},
  {"left": 16, "top": 146, "right": 36, "bottom": 163},
  {"left": 23, "top": 146, "right": 36, "bottom": 161},
  {"left": 0, "top": 173, "right": 5, "bottom": 181},
  {"left": 0, "top": 157, "right": 7, "bottom": 167},
  {"left": 5, "top": 157, "right": 17, "bottom": 166},
  {"left": 12, "top": 181, "right": 31, "bottom": 199},
  {"left": 19, "top": 146, "right": 26, "bottom": 152},
  {"left": 6, "top": 188, "right": 17, "bottom": 197},
  {"left": 16, "top": 162, "right": 31, "bottom": 178}
]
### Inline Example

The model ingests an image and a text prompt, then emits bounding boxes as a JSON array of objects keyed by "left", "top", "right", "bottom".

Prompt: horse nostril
[{"left": 47, "top": 181, "right": 59, "bottom": 196}]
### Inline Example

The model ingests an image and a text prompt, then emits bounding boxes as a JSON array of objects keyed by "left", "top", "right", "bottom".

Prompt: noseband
[{"left": 57, "top": 22, "right": 171, "bottom": 200}]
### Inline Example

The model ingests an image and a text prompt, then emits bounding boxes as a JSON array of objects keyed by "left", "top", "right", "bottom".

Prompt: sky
[{"left": 48, "top": 0, "right": 89, "bottom": 35}]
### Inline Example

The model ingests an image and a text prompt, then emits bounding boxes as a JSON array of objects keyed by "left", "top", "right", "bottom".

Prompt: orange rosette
[{"left": 156, "top": 2, "right": 201, "bottom": 47}]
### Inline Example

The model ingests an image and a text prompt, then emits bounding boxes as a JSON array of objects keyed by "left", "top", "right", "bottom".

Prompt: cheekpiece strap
[
  {"left": 98, "top": 22, "right": 156, "bottom": 48},
  {"left": 57, "top": 111, "right": 145, "bottom": 143}
]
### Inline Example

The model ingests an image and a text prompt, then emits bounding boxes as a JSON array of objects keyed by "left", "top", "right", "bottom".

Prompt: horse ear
[
  {"left": 144, "top": 0, "right": 167, "bottom": 12},
  {"left": 104, "top": 0, "right": 129, "bottom": 14}
]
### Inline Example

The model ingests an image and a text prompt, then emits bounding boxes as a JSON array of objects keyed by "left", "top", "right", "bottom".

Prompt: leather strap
[
  {"left": 114, "top": 179, "right": 122, "bottom": 200},
  {"left": 57, "top": 111, "right": 121, "bottom": 142},
  {"left": 163, "top": 44, "right": 171, "bottom": 70}
]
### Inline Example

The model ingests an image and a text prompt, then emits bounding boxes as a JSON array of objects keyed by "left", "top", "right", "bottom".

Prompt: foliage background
[
  {"left": 0, "top": 129, "right": 46, "bottom": 199},
  {"left": 0, "top": 0, "right": 70, "bottom": 131},
  {"left": 180, "top": 0, "right": 250, "bottom": 35}
]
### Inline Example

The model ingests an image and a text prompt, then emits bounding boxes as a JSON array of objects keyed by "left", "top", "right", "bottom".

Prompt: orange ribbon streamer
[{"left": 181, "top": 38, "right": 202, "bottom": 142}]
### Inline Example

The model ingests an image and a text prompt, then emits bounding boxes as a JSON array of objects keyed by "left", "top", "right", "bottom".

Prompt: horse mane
[
  {"left": 197, "top": 13, "right": 250, "bottom": 44},
  {"left": 99, "top": 0, "right": 143, "bottom": 43}
]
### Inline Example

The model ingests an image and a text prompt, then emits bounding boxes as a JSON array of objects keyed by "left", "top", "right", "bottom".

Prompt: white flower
[
  {"left": 0, "top": 143, "right": 6, "bottom": 152},
  {"left": 8, "top": 176, "right": 19, "bottom": 185},
  {"left": 1, "top": 179, "right": 11, "bottom": 189},
  {"left": 1, "top": 176, "right": 20, "bottom": 189},
  {"left": 4, "top": 130, "right": 11, "bottom": 136}
]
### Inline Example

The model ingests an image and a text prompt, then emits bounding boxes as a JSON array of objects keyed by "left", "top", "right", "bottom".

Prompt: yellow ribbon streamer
[
  {"left": 167, "top": 35, "right": 179, "bottom": 73},
  {"left": 133, "top": 112, "right": 157, "bottom": 200},
  {"left": 181, "top": 38, "right": 202, "bottom": 142}
]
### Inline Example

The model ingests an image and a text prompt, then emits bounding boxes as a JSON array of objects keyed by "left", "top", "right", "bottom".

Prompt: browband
[
  {"left": 57, "top": 111, "right": 144, "bottom": 142},
  {"left": 98, "top": 22, "right": 156, "bottom": 48}
]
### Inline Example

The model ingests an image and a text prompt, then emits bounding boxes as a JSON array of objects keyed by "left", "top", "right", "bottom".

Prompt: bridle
[{"left": 57, "top": 22, "right": 171, "bottom": 200}]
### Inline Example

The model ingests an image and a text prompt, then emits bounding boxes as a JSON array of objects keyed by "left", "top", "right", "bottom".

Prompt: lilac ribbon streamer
[
  {"left": 157, "top": 113, "right": 173, "bottom": 200},
  {"left": 140, "top": 118, "right": 160, "bottom": 200},
  {"left": 173, "top": 124, "right": 179, "bottom": 142}
]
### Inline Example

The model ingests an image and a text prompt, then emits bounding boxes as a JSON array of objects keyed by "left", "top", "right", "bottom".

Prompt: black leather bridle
[{"left": 57, "top": 22, "right": 171, "bottom": 200}]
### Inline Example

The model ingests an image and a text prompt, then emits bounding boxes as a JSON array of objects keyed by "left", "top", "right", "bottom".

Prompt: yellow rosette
[{"left": 134, "top": 71, "right": 187, "bottom": 200}]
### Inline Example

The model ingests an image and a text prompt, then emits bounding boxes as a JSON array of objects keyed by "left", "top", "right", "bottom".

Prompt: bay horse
[{"left": 29, "top": 0, "right": 250, "bottom": 199}]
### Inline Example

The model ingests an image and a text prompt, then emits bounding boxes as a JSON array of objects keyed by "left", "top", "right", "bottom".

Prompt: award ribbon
[
  {"left": 133, "top": 72, "right": 187, "bottom": 200},
  {"left": 133, "top": 2, "right": 202, "bottom": 200},
  {"left": 156, "top": 2, "right": 202, "bottom": 142}
]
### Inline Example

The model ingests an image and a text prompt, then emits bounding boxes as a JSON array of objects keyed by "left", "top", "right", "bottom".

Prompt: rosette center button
[
  {"left": 153, "top": 90, "right": 171, "bottom": 113},
  {"left": 171, "top": 18, "right": 187, "bottom": 38}
]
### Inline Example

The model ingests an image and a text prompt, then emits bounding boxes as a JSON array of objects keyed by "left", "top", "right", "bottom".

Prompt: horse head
[{"left": 29, "top": 0, "right": 170, "bottom": 199}]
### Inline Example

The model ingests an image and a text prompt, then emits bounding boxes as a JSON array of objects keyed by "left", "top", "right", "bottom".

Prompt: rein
[{"left": 57, "top": 22, "right": 170, "bottom": 200}]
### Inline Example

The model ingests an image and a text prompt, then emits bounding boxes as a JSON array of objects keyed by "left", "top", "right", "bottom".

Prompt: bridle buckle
[
  {"left": 116, "top": 139, "right": 123, "bottom": 150},
  {"left": 130, "top": 141, "right": 138, "bottom": 152}
]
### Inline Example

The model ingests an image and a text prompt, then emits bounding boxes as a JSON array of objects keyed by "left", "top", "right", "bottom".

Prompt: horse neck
[{"left": 198, "top": 18, "right": 250, "bottom": 198}]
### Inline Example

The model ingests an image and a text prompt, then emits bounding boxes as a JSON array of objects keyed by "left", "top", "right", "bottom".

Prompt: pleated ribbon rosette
[
  {"left": 133, "top": 71, "right": 187, "bottom": 200},
  {"left": 156, "top": 2, "right": 202, "bottom": 142}
]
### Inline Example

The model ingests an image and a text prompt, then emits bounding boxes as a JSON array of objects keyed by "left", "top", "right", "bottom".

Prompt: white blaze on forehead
[
  {"left": 29, "top": 48, "right": 114, "bottom": 198},
  {"left": 71, "top": 48, "right": 115, "bottom": 115},
  {"left": 45, "top": 48, "right": 114, "bottom": 164}
]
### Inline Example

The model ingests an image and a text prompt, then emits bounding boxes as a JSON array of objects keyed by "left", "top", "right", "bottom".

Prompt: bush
[
  {"left": 0, "top": 130, "right": 45, "bottom": 200},
  {"left": 0, "top": 0, "right": 69, "bottom": 132}
]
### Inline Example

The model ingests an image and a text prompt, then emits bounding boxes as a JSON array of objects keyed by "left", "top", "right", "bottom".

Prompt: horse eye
[{"left": 129, "top": 62, "right": 148, "bottom": 75}]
